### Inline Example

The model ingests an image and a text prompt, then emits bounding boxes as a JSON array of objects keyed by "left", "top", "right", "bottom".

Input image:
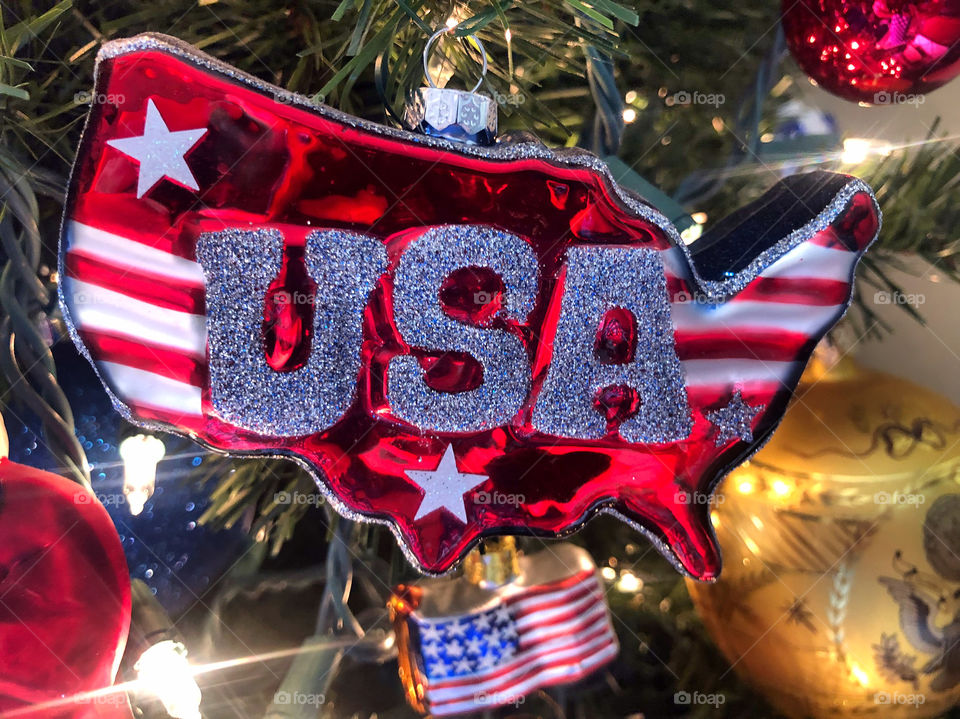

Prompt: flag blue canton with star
[{"left": 416, "top": 606, "right": 520, "bottom": 680}]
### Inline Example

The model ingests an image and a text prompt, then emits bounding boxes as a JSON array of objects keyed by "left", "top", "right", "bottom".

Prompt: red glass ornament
[
  {"left": 783, "top": 0, "right": 960, "bottom": 102},
  {"left": 0, "top": 457, "right": 132, "bottom": 717}
]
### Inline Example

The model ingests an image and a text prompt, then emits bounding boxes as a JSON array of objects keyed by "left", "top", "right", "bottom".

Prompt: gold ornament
[{"left": 687, "top": 356, "right": 960, "bottom": 718}]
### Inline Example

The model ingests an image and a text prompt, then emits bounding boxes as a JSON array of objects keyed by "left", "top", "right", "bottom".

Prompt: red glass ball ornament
[
  {"left": 0, "top": 456, "right": 132, "bottom": 717},
  {"left": 782, "top": 0, "right": 960, "bottom": 102}
]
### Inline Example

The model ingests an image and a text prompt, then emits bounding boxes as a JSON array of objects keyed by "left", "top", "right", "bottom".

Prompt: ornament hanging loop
[
  {"left": 405, "top": 27, "right": 497, "bottom": 146},
  {"left": 422, "top": 27, "right": 488, "bottom": 94}
]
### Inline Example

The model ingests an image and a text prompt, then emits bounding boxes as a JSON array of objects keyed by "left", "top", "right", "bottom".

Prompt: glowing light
[
  {"left": 135, "top": 640, "right": 202, "bottom": 719},
  {"left": 751, "top": 515, "right": 764, "bottom": 530},
  {"left": 680, "top": 223, "right": 702, "bottom": 244},
  {"left": 622, "top": 107, "right": 637, "bottom": 123},
  {"left": 850, "top": 662, "right": 870, "bottom": 687},
  {"left": 771, "top": 479, "right": 793, "bottom": 497},
  {"left": 840, "top": 137, "right": 870, "bottom": 165},
  {"left": 681, "top": 211, "right": 707, "bottom": 244},
  {"left": 737, "top": 479, "right": 755, "bottom": 495},
  {"left": 616, "top": 570, "right": 643, "bottom": 592},
  {"left": 840, "top": 138, "right": 892, "bottom": 165},
  {"left": 625, "top": 90, "right": 638, "bottom": 103},
  {"left": 710, "top": 510, "right": 720, "bottom": 527},
  {"left": 445, "top": 15, "right": 459, "bottom": 29},
  {"left": 850, "top": 41, "right": 860, "bottom": 49},
  {"left": 504, "top": 28, "right": 512, "bottom": 42},
  {"left": 601, "top": 566, "right": 617, "bottom": 581},
  {"left": 743, "top": 536, "right": 761, "bottom": 555},
  {"left": 119, "top": 434, "right": 166, "bottom": 516}
]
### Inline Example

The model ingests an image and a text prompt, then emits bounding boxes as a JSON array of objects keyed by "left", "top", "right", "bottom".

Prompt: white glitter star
[
  {"left": 454, "top": 657, "right": 473, "bottom": 674},
  {"left": 423, "top": 642, "right": 442, "bottom": 659},
  {"left": 430, "top": 659, "right": 450, "bottom": 677},
  {"left": 107, "top": 99, "right": 207, "bottom": 198},
  {"left": 420, "top": 624, "right": 444, "bottom": 643},
  {"left": 705, "top": 390, "right": 765, "bottom": 446},
  {"left": 501, "top": 624, "right": 518, "bottom": 640},
  {"left": 493, "top": 607, "right": 511, "bottom": 624},
  {"left": 406, "top": 444, "right": 488, "bottom": 524},
  {"left": 500, "top": 643, "right": 517, "bottom": 659}
]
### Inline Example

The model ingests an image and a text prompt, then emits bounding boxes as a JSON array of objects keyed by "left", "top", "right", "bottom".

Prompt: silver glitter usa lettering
[
  {"left": 196, "top": 228, "right": 386, "bottom": 436},
  {"left": 532, "top": 246, "right": 692, "bottom": 443},
  {"left": 389, "top": 225, "right": 538, "bottom": 433}
]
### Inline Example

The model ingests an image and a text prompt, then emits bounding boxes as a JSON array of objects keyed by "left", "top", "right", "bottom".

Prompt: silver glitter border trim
[{"left": 56, "top": 32, "right": 882, "bottom": 579}]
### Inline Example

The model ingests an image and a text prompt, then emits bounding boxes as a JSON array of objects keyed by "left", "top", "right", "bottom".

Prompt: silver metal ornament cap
[{"left": 405, "top": 28, "right": 497, "bottom": 146}]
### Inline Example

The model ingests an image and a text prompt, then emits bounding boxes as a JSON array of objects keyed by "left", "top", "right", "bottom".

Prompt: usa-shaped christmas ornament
[{"left": 60, "top": 33, "right": 880, "bottom": 578}]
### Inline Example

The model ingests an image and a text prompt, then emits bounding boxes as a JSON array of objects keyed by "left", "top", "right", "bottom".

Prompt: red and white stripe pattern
[
  {"left": 411, "top": 569, "right": 617, "bottom": 716},
  {"left": 61, "top": 212, "right": 862, "bottom": 432},
  {"left": 660, "top": 234, "right": 861, "bottom": 408},
  {"left": 61, "top": 219, "right": 207, "bottom": 426}
]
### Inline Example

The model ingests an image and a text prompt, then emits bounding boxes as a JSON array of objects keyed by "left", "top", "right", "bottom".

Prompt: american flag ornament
[
  {"left": 390, "top": 539, "right": 617, "bottom": 715},
  {"left": 59, "top": 34, "right": 880, "bottom": 578}
]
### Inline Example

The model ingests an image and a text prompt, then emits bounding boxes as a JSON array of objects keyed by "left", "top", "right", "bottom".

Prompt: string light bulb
[
  {"left": 127, "top": 579, "right": 203, "bottom": 719},
  {"left": 616, "top": 570, "right": 642, "bottom": 592},
  {"left": 840, "top": 137, "right": 892, "bottom": 165},
  {"left": 135, "top": 640, "right": 202, "bottom": 719},
  {"left": 119, "top": 434, "right": 166, "bottom": 515}
]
